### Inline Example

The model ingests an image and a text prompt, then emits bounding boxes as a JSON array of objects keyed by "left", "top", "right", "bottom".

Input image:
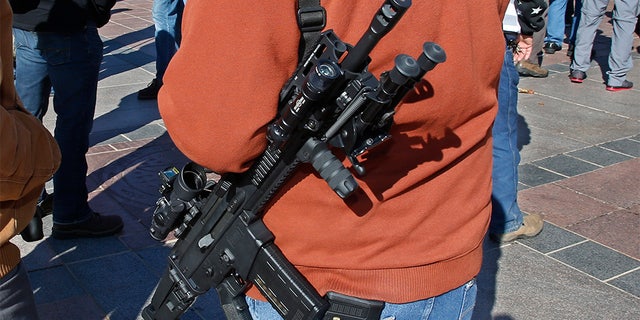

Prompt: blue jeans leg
[
  {"left": 13, "top": 27, "right": 103, "bottom": 223},
  {"left": 152, "top": 0, "right": 183, "bottom": 83},
  {"left": 245, "top": 279, "right": 477, "bottom": 320},
  {"left": 569, "top": 0, "right": 583, "bottom": 45},
  {"left": 490, "top": 49, "right": 524, "bottom": 235},
  {"left": 545, "top": 0, "right": 569, "bottom": 45}
]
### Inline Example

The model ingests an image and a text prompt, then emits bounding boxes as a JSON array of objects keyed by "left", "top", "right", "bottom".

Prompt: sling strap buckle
[{"left": 297, "top": 6, "right": 326, "bottom": 32}]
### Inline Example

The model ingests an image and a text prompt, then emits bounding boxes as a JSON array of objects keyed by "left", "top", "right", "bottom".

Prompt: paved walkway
[{"left": 13, "top": 1, "right": 639, "bottom": 319}]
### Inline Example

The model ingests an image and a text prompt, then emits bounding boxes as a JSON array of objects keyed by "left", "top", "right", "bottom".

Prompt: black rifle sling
[{"left": 296, "top": 0, "right": 326, "bottom": 62}]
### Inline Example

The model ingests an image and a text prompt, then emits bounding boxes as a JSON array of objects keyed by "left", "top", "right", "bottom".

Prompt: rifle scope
[{"left": 149, "top": 162, "right": 207, "bottom": 240}]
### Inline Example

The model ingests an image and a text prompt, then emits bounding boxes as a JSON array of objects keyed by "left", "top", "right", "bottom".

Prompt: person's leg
[
  {"left": 490, "top": 49, "right": 524, "bottom": 235},
  {"left": 153, "top": 0, "right": 183, "bottom": 83},
  {"left": 13, "top": 28, "right": 56, "bottom": 239},
  {"left": 43, "top": 27, "right": 123, "bottom": 239},
  {"left": 518, "top": 0, "right": 551, "bottom": 77},
  {"left": 570, "top": 0, "right": 608, "bottom": 72},
  {"left": 530, "top": 0, "right": 549, "bottom": 65},
  {"left": 246, "top": 279, "right": 478, "bottom": 320},
  {"left": 0, "top": 262, "right": 40, "bottom": 320},
  {"left": 139, "top": 0, "right": 184, "bottom": 99},
  {"left": 567, "top": 0, "right": 584, "bottom": 58},
  {"left": 606, "top": 0, "right": 640, "bottom": 87},
  {"left": 545, "top": 0, "right": 569, "bottom": 50},
  {"left": 569, "top": 0, "right": 584, "bottom": 45},
  {"left": 40, "top": 27, "right": 102, "bottom": 223},
  {"left": 12, "top": 28, "right": 51, "bottom": 120}
]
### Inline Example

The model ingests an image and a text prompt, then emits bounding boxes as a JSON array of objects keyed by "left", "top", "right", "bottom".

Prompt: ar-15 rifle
[{"left": 142, "top": 1, "right": 446, "bottom": 319}]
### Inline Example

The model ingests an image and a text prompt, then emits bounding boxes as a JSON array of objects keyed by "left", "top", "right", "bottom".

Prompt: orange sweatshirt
[
  {"left": 160, "top": 0, "right": 507, "bottom": 303},
  {"left": 0, "top": 0, "right": 60, "bottom": 279}
]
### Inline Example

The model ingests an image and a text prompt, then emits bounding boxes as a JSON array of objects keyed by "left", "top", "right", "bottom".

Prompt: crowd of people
[
  {"left": 517, "top": 0, "right": 639, "bottom": 92},
  {"left": 1, "top": 0, "right": 637, "bottom": 319}
]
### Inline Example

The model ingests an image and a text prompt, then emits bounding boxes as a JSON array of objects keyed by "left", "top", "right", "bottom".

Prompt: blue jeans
[
  {"left": 545, "top": 0, "right": 569, "bottom": 45},
  {"left": 568, "top": 0, "right": 583, "bottom": 45},
  {"left": 246, "top": 279, "right": 477, "bottom": 320},
  {"left": 13, "top": 26, "right": 103, "bottom": 224},
  {"left": 152, "top": 0, "right": 184, "bottom": 83},
  {"left": 490, "top": 48, "right": 523, "bottom": 235}
]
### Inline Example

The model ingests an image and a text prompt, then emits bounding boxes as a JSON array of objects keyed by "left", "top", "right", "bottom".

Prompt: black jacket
[
  {"left": 516, "top": 0, "right": 547, "bottom": 35},
  {"left": 10, "top": 0, "right": 115, "bottom": 32}
]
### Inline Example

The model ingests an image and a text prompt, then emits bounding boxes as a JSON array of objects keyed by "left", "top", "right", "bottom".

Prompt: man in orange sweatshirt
[
  {"left": 0, "top": 0, "right": 61, "bottom": 318},
  {"left": 159, "top": 1, "right": 508, "bottom": 318}
]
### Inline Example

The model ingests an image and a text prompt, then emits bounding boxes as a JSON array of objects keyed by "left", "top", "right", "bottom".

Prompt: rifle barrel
[{"left": 340, "top": 0, "right": 411, "bottom": 72}]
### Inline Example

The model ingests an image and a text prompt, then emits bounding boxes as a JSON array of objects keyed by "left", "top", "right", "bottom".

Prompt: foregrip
[{"left": 297, "top": 138, "right": 358, "bottom": 199}]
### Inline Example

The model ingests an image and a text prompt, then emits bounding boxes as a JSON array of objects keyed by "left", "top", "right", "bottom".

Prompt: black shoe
[
  {"left": 137, "top": 78, "right": 161, "bottom": 100},
  {"left": 38, "top": 192, "right": 54, "bottom": 217},
  {"left": 21, "top": 206, "right": 45, "bottom": 242},
  {"left": 20, "top": 193, "right": 55, "bottom": 242},
  {"left": 52, "top": 212, "right": 123, "bottom": 239},
  {"left": 606, "top": 80, "right": 633, "bottom": 92},
  {"left": 569, "top": 69, "right": 587, "bottom": 83},
  {"left": 543, "top": 42, "right": 562, "bottom": 54}
]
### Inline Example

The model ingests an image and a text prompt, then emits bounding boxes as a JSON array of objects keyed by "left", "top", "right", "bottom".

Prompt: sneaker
[
  {"left": 516, "top": 61, "right": 549, "bottom": 78},
  {"left": 137, "top": 78, "right": 161, "bottom": 100},
  {"left": 543, "top": 42, "right": 562, "bottom": 54},
  {"left": 490, "top": 213, "right": 544, "bottom": 243},
  {"left": 52, "top": 212, "right": 123, "bottom": 239},
  {"left": 569, "top": 69, "right": 587, "bottom": 83},
  {"left": 606, "top": 80, "right": 633, "bottom": 92}
]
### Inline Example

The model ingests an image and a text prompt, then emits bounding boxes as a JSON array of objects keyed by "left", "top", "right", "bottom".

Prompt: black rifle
[{"left": 142, "top": 1, "right": 446, "bottom": 319}]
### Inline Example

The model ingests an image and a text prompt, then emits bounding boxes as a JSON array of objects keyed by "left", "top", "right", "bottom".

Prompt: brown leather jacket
[{"left": 0, "top": 0, "right": 60, "bottom": 279}]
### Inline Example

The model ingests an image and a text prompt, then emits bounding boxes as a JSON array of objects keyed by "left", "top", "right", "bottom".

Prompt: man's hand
[{"left": 514, "top": 34, "right": 533, "bottom": 62}]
